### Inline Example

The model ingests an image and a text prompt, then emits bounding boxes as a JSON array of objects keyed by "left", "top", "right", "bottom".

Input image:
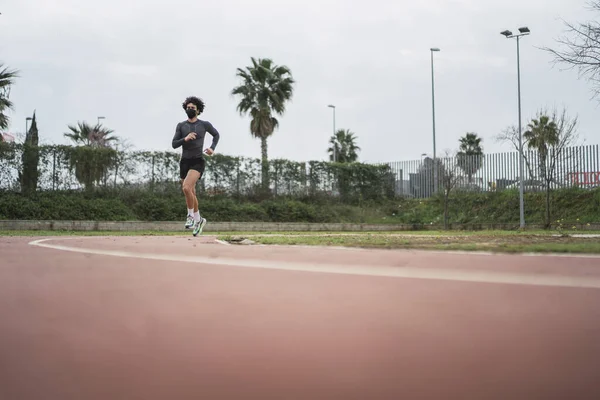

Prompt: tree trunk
[
  {"left": 444, "top": 192, "right": 449, "bottom": 230},
  {"left": 545, "top": 184, "right": 551, "bottom": 229},
  {"left": 260, "top": 136, "right": 269, "bottom": 192},
  {"left": 541, "top": 151, "right": 550, "bottom": 229}
]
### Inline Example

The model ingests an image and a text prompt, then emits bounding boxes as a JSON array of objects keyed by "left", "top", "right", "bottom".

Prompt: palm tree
[
  {"left": 524, "top": 114, "right": 560, "bottom": 228},
  {"left": 327, "top": 129, "right": 361, "bottom": 163},
  {"left": 524, "top": 115, "right": 559, "bottom": 181},
  {"left": 0, "top": 63, "right": 19, "bottom": 130},
  {"left": 63, "top": 121, "right": 118, "bottom": 191},
  {"left": 231, "top": 57, "right": 295, "bottom": 191},
  {"left": 64, "top": 121, "right": 118, "bottom": 147},
  {"left": 456, "top": 132, "right": 484, "bottom": 183}
]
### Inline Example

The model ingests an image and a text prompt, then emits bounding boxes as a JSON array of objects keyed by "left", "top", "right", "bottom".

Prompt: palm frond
[
  {"left": 0, "top": 63, "right": 19, "bottom": 130},
  {"left": 64, "top": 120, "right": 118, "bottom": 148},
  {"left": 0, "top": 64, "right": 19, "bottom": 90}
]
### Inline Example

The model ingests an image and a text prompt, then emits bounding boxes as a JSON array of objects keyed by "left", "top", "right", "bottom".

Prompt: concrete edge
[{"left": 1, "top": 220, "right": 599, "bottom": 232}]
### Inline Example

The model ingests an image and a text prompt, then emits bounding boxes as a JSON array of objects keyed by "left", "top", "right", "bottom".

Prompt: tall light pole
[
  {"left": 26, "top": 117, "right": 32, "bottom": 134},
  {"left": 97, "top": 116, "right": 105, "bottom": 126},
  {"left": 501, "top": 27, "right": 530, "bottom": 229},
  {"left": 430, "top": 48, "right": 440, "bottom": 194},
  {"left": 327, "top": 104, "right": 336, "bottom": 162}
]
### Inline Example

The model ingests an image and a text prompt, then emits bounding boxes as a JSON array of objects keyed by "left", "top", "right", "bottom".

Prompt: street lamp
[
  {"left": 501, "top": 26, "right": 530, "bottom": 229},
  {"left": 97, "top": 116, "right": 105, "bottom": 125},
  {"left": 26, "top": 117, "right": 32, "bottom": 134},
  {"left": 327, "top": 104, "right": 336, "bottom": 162},
  {"left": 430, "top": 48, "right": 440, "bottom": 194}
]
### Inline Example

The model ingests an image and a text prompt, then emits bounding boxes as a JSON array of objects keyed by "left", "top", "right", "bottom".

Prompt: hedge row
[
  {"left": 0, "top": 187, "right": 598, "bottom": 225},
  {"left": 0, "top": 143, "right": 396, "bottom": 202}
]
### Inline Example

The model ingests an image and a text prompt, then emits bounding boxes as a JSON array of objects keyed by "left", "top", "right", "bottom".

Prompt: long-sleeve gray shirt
[{"left": 172, "top": 119, "right": 220, "bottom": 159}]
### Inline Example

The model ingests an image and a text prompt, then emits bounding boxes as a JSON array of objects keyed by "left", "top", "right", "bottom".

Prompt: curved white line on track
[{"left": 27, "top": 238, "right": 600, "bottom": 289}]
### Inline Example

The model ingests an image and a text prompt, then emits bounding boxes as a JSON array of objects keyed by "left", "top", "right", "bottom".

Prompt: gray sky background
[{"left": 1, "top": 0, "right": 598, "bottom": 164}]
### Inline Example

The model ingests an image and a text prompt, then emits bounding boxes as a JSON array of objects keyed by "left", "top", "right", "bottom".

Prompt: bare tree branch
[
  {"left": 494, "top": 125, "right": 536, "bottom": 180},
  {"left": 523, "top": 106, "right": 581, "bottom": 227},
  {"left": 540, "top": 0, "right": 600, "bottom": 100}
]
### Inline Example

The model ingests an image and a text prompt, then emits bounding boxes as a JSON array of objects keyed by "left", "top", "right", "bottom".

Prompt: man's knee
[{"left": 182, "top": 182, "right": 194, "bottom": 196}]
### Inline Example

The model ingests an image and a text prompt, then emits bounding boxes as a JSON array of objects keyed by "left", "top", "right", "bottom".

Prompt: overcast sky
[{"left": 1, "top": 0, "right": 598, "bottom": 163}]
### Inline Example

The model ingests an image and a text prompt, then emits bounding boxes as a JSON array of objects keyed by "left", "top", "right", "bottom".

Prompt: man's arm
[
  {"left": 172, "top": 123, "right": 185, "bottom": 149},
  {"left": 203, "top": 121, "right": 220, "bottom": 150}
]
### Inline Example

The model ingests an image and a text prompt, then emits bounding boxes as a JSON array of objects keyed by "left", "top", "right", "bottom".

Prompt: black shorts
[{"left": 180, "top": 157, "right": 205, "bottom": 180}]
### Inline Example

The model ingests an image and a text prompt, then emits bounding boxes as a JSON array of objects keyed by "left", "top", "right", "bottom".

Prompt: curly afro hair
[{"left": 182, "top": 96, "right": 205, "bottom": 114}]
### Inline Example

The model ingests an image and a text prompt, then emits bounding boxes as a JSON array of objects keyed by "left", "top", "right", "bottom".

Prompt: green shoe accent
[{"left": 193, "top": 218, "right": 207, "bottom": 236}]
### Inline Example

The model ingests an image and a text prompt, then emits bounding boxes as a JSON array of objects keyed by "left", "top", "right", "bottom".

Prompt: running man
[{"left": 171, "top": 96, "right": 220, "bottom": 236}]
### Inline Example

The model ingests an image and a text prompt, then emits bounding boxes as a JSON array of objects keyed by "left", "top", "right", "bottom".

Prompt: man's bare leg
[
  {"left": 182, "top": 173, "right": 199, "bottom": 229},
  {"left": 183, "top": 170, "right": 206, "bottom": 236},
  {"left": 181, "top": 179, "right": 190, "bottom": 208},
  {"left": 182, "top": 170, "right": 201, "bottom": 209},
  {"left": 192, "top": 186, "right": 199, "bottom": 213}
]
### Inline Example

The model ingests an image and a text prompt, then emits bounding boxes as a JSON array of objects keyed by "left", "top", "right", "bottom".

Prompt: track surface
[{"left": 1, "top": 235, "right": 600, "bottom": 399}]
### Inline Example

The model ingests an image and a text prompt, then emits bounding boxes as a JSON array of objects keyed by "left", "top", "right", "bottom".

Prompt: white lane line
[
  {"left": 28, "top": 238, "right": 600, "bottom": 289},
  {"left": 24, "top": 235, "right": 600, "bottom": 259}
]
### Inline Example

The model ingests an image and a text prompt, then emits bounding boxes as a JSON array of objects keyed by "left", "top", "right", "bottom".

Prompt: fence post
[
  {"left": 52, "top": 148, "right": 57, "bottom": 190},
  {"left": 596, "top": 145, "right": 600, "bottom": 185},
  {"left": 113, "top": 148, "right": 119, "bottom": 188},
  {"left": 151, "top": 153, "right": 155, "bottom": 186},
  {"left": 236, "top": 159, "right": 240, "bottom": 195},
  {"left": 274, "top": 162, "right": 278, "bottom": 196}
]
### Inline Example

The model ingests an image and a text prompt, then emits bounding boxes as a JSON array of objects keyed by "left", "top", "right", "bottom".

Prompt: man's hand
[
  {"left": 184, "top": 132, "right": 197, "bottom": 142},
  {"left": 204, "top": 148, "right": 214, "bottom": 156}
]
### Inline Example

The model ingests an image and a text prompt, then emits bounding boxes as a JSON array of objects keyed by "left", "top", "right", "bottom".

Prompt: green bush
[
  {"left": 0, "top": 191, "right": 137, "bottom": 221},
  {"left": 0, "top": 187, "right": 598, "bottom": 225}
]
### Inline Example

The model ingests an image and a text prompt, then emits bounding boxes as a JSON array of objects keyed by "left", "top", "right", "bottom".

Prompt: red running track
[{"left": 1, "top": 235, "right": 600, "bottom": 399}]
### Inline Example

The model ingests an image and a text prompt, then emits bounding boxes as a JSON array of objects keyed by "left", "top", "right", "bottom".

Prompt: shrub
[{"left": 0, "top": 187, "right": 598, "bottom": 225}]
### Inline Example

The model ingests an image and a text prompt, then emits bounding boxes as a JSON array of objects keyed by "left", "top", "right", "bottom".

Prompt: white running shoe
[{"left": 193, "top": 218, "right": 207, "bottom": 237}]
